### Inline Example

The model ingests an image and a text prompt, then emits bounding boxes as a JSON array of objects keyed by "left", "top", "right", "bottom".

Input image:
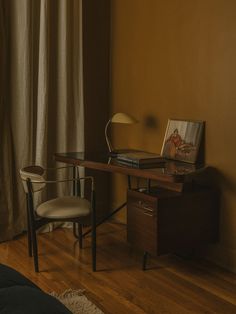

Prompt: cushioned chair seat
[{"left": 37, "top": 196, "right": 91, "bottom": 219}]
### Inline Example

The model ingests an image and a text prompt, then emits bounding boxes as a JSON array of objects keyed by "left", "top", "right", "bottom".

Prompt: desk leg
[
  {"left": 73, "top": 166, "right": 76, "bottom": 196},
  {"left": 73, "top": 166, "right": 83, "bottom": 241},
  {"left": 76, "top": 167, "right": 81, "bottom": 197},
  {"left": 147, "top": 179, "right": 151, "bottom": 193},
  {"left": 82, "top": 175, "right": 131, "bottom": 238},
  {"left": 128, "top": 175, "right": 131, "bottom": 189},
  {"left": 72, "top": 165, "right": 81, "bottom": 197},
  {"left": 82, "top": 202, "right": 127, "bottom": 237},
  {"left": 142, "top": 251, "right": 148, "bottom": 271}
]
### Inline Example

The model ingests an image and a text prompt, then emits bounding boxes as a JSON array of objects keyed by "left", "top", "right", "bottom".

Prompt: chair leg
[
  {"left": 27, "top": 210, "right": 32, "bottom": 257},
  {"left": 92, "top": 226, "right": 96, "bottom": 272},
  {"left": 78, "top": 224, "right": 83, "bottom": 249},
  {"left": 73, "top": 222, "right": 76, "bottom": 237},
  {"left": 73, "top": 222, "right": 79, "bottom": 238},
  {"left": 30, "top": 224, "right": 39, "bottom": 272},
  {"left": 73, "top": 223, "right": 83, "bottom": 248},
  {"left": 91, "top": 191, "right": 96, "bottom": 272},
  {"left": 26, "top": 182, "right": 39, "bottom": 272},
  {"left": 27, "top": 225, "right": 32, "bottom": 257}
]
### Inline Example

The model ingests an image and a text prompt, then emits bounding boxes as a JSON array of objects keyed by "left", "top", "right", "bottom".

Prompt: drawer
[
  {"left": 129, "top": 198, "right": 156, "bottom": 213},
  {"left": 127, "top": 203, "right": 157, "bottom": 255},
  {"left": 127, "top": 190, "right": 157, "bottom": 212},
  {"left": 127, "top": 186, "right": 218, "bottom": 258}
]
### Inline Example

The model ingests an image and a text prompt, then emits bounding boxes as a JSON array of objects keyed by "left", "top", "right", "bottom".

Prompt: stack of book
[{"left": 116, "top": 151, "right": 166, "bottom": 168}]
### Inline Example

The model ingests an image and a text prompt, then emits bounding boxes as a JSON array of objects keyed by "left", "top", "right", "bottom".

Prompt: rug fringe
[
  {"left": 49, "top": 289, "right": 104, "bottom": 314},
  {"left": 50, "top": 289, "right": 86, "bottom": 299}
]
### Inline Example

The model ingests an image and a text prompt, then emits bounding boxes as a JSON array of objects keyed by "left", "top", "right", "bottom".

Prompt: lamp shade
[
  {"left": 105, "top": 112, "right": 138, "bottom": 153},
  {"left": 110, "top": 112, "right": 138, "bottom": 124}
]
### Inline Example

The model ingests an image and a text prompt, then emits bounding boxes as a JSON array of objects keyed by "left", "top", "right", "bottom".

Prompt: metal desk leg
[
  {"left": 147, "top": 179, "right": 151, "bottom": 193},
  {"left": 82, "top": 175, "right": 132, "bottom": 238},
  {"left": 128, "top": 175, "right": 131, "bottom": 189},
  {"left": 72, "top": 166, "right": 76, "bottom": 196},
  {"left": 142, "top": 251, "right": 148, "bottom": 271},
  {"left": 72, "top": 166, "right": 83, "bottom": 241}
]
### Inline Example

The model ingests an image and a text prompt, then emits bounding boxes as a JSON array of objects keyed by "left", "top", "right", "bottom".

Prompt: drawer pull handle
[
  {"left": 143, "top": 211, "right": 154, "bottom": 217},
  {"left": 138, "top": 201, "right": 153, "bottom": 209},
  {"left": 143, "top": 206, "right": 153, "bottom": 212}
]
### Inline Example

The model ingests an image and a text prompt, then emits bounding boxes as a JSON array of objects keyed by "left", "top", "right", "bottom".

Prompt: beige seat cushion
[{"left": 36, "top": 196, "right": 91, "bottom": 219}]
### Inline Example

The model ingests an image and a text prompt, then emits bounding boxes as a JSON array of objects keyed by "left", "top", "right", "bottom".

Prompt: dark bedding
[{"left": 0, "top": 264, "right": 71, "bottom": 314}]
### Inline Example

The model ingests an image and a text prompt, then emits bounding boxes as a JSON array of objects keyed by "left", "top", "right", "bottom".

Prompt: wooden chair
[{"left": 19, "top": 165, "right": 96, "bottom": 272}]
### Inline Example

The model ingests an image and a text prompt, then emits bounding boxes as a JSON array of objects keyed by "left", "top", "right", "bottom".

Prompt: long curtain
[{"left": 0, "top": 0, "right": 84, "bottom": 242}]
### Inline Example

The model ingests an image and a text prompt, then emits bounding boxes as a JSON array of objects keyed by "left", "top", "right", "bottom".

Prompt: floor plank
[{"left": 0, "top": 222, "right": 235, "bottom": 314}]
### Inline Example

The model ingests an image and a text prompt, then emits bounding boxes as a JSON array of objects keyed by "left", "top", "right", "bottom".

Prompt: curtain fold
[{"left": 0, "top": 0, "right": 84, "bottom": 242}]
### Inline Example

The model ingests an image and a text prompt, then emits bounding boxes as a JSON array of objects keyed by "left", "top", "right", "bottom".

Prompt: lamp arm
[{"left": 105, "top": 119, "right": 113, "bottom": 153}]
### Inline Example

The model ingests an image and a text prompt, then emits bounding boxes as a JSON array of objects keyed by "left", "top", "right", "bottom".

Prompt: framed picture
[{"left": 161, "top": 119, "right": 204, "bottom": 163}]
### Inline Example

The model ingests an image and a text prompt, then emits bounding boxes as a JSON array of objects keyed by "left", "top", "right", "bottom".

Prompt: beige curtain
[{"left": 0, "top": 0, "right": 84, "bottom": 242}]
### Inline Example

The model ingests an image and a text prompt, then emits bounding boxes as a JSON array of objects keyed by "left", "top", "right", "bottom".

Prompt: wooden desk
[
  {"left": 54, "top": 151, "right": 206, "bottom": 192},
  {"left": 55, "top": 152, "right": 217, "bottom": 270}
]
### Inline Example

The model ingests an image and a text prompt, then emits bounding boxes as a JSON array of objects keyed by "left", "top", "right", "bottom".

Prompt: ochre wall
[{"left": 110, "top": 0, "right": 236, "bottom": 272}]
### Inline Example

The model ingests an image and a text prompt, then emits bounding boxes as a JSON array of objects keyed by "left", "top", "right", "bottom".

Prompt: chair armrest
[
  {"left": 27, "top": 176, "right": 95, "bottom": 191},
  {"left": 44, "top": 166, "right": 74, "bottom": 171}
]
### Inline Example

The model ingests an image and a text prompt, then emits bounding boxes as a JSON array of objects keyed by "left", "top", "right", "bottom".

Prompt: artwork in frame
[{"left": 161, "top": 119, "right": 204, "bottom": 164}]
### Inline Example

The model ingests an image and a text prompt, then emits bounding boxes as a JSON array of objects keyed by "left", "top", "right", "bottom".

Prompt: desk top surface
[{"left": 54, "top": 151, "right": 206, "bottom": 184}]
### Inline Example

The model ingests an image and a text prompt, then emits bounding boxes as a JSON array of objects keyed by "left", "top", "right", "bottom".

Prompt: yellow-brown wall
[{"left": 110, "top": 0, "right": 236, "bottom": 272}]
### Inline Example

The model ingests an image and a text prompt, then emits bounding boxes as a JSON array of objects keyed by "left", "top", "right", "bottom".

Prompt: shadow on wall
[
  {"left": 193, "top": 166, "right": 236, "bottom": 266},
  {"left": 195, "top": 166, "right": 236, "bottom": 194},
  {"left": 143, "top": 114, "right": 159, "bottom": 129}
]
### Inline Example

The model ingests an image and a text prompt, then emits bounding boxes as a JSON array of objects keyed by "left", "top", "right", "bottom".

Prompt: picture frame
[{"left": 161, "top": 119, "right": 204, "bottom": 164}]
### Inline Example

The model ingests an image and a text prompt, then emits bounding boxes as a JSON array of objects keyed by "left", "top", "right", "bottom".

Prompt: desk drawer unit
[
  {"left": 127, "top": 186, "right": 218, "bottom": 258},
  {"left": 127, "top": 194, "right": 157, "bottom": 255}
]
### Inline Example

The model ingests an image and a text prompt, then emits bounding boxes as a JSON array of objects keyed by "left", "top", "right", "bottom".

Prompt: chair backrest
[{"left": 19, "top": 166, "right": 46, "bottom": 193}]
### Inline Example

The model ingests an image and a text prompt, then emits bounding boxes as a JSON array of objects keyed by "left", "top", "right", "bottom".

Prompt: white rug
[{"left": 50, "top": 289, "right": 104, "bottom": 314}]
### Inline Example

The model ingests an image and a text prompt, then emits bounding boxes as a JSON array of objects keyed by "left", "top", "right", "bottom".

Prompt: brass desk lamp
[{"left": 105, "top": 112, "right": 138, "bottom": 154}]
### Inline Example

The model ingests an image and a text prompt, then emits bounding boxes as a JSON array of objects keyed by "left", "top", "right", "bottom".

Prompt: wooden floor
[{"left": 0, "top": 222, "right": 236, "bottom": 314}]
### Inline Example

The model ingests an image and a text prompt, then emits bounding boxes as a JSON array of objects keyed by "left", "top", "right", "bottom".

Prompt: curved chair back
[{"left": 20, "top": 166, "right": 46, "bottom": 193}]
